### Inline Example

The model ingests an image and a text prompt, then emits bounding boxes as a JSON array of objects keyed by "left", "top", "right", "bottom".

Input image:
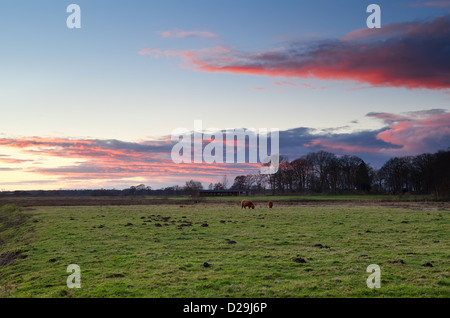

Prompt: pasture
[
  {"left": 146, "top": 194, "right": 433, "bottom": 201},
  {"left": 0, "top": 200, "right": 448, "bottom": 298}
]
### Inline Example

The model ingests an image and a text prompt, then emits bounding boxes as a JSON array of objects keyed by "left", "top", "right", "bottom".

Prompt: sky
[{"left": 0, "top": 0, "right": 449, "bottom": 190}]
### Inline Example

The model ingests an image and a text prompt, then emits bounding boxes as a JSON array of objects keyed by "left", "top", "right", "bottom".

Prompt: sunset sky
[{"left": 0, "top": 0, "right": 449, "bottom": 190}]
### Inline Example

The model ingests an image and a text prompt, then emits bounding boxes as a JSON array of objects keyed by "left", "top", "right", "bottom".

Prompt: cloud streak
[
  {"left": 367, "top": 109, "right": 450, "bottom": 155},
  {"left": 0, "top": 137, "right": 258, "bottom": 182},
  {"left": 297, "top": 109, "right": 450, "bottom": 163},
  {"left": 141, "top": 15, "right": 450, "bottom": 89},
  {"left": 0, "top": 109, "right": 448, "bottom": 188}
]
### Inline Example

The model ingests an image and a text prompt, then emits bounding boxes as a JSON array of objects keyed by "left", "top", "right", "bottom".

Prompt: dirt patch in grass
[
  {"left": 0, "top": 251, "right": 27, "bottom": 266},
  {"left": 106, "top": 273, "right": 126, "bottom": 278}
]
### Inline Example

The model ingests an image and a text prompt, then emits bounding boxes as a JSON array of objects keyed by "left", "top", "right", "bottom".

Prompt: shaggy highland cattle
[{"left": 241, "top": 200, "right": 255, "bottom": 209}]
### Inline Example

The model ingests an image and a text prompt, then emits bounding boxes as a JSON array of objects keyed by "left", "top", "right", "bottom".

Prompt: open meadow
[{"left": 0, "top": 199, "right": 448, "bottom": 298}]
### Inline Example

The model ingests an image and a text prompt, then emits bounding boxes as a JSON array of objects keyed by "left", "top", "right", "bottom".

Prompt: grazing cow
[
  {"left": 241, "top": 200, "right": 255, "bottom": 209},
  {"left": 268, "top": 201, "right": 273, "bottom": 209}
]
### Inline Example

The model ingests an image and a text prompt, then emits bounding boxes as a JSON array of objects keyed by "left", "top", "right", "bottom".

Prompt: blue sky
[{"left": 0, "top": 1, "right": 449, "bottom": 190}]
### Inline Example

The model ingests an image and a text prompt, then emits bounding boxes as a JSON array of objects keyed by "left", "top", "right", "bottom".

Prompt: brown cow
[
  {"left": 241, "top": 200, "right": 255, "bottom": 209},
  {"left": 268, "top": 201, "right": 273, "bottom": 208}
]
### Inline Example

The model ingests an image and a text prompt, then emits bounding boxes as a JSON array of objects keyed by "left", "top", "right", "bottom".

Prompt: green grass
[
  {"left": 0, "top": 203, "right": 448, "bottom": 298},
  {"left": 146, "top": 194, "right": 432, "bottom": 201}
]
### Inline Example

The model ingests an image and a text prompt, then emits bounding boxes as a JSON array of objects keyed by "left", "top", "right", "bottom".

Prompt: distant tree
[
  {"left": 339, "top": 155, "right": 364, "bottom": 191},
  {"left": 268, "top": 156, "right": 290, "bottom": 193},
  {"left": 290, "top": 157, "right": 310, "bottom": 193},
  {"left": 221, "top": 175, "right": 229, "bottom": 189},
  {"left": 244, "top": 174, "right": 257, "bottom": 190},
  {"left": 380, "top": 157, "right": 414, "bottom": 194},
  {"left": 327, "top": 156, "right": 341, "bottom": 194},
  {"left": 213, "top": 182, "right": 225, "bottom": 190},
  {"left": 253, "top": 172, "right": 269, "bottom": 193},
  {"left": 412, "top": 153, "right": 435, "bottom": 194},
  {"left": 231, "top": 176, "right": 247, "bottom": 189},
  {"left": 355, "top": 161, "right": 371, "bottom": 192},
  {"left": 210, "top": 175, "right": 229, "bottom": 190},
  {"left": 183, "top": 180, "right": 204, "bottom": 197},
  {"left": 432, "top": 150, "right": 450, "bottom": 198},
  {"left": 136, "top": 184, "right": 146, "bottom": 191},
  {"left": 306, "top": 151, "right": 336, "bottom": 193}
]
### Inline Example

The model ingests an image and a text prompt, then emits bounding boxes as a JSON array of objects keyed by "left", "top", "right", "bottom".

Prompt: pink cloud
[
  {"left": 0, "top": 155, "right": 32, "bottom": 164},
  {"left": 369, "top": 110, "right": 450, "bottom": 155},
  {"left": 302, "top": 109, "right": 450, "bottom": 159},
  {"left": 2, "top": 109, "right": 448, "bottom": 187},
  {"left": 141, "top": 16, "right": 450, "bottom": 90},
  {"left": 0, "top": 136, "right": 260, "bottom": 182}
]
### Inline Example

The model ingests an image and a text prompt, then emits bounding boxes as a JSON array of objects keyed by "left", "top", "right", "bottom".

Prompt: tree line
[
  {"left": 1, "top": 149, "right": 448, "bottom": 199},
  {"left": 230, "top": 149, "right": 449, "bottom": 198}
]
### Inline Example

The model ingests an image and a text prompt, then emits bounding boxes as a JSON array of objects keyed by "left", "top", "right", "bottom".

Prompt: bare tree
[
  {"left": 183, "top": 180, "right": 204, "bottom": 197},
  {"left": 221, "top": 175, "right": 229, "bottom": 189}
]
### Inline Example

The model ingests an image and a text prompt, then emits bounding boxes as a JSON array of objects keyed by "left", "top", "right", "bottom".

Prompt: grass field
[
  {"left": 0, "top": 201, "right": 448, "bottom": 298},
  {"left": 146, "top": 194, "right": 433, "bottom": 201}
]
